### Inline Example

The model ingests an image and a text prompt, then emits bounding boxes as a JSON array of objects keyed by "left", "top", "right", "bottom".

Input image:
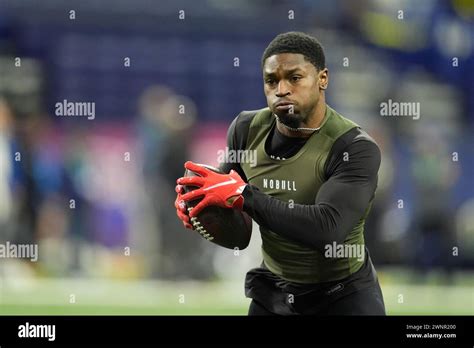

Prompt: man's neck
[{"left": 276, "top": 98, "right": 327, "bottom": 138}]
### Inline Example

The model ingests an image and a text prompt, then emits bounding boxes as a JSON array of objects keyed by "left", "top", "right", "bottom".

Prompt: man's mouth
[
  {"left": 274, "top": 101, "right": 295, "bottom": 112},
  {"left": 276, "top": 104, "right": 293, "bottom": 111}
]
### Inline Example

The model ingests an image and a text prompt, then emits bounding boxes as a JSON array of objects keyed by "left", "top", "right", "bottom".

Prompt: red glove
[
  {"left": 176, "top": 161, "right": 247, "bottom": 218},
  {"left": 174, "top": 184, "right": 192, "bottom": 229}
]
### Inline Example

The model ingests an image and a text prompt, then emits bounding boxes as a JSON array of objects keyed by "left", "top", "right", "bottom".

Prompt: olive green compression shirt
[{"left": 220, "top": 105, "right": 381, "bottom": 284}]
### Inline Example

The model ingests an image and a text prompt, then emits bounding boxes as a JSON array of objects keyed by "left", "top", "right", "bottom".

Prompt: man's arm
[{"left": 242, "top": 137, "right": 381, "bottom": 251}]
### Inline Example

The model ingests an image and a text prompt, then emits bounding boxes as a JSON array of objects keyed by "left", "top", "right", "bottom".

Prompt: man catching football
[{"left": 175, "top": 31, "right": 385, "bottom": 315}]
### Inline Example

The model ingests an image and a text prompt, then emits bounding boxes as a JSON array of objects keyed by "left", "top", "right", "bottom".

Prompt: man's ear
[{"left": 319, "top": 68, "right": 328, "bottom": 90}]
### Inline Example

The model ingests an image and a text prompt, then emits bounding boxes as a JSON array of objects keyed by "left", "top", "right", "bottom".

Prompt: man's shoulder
[
  {"left": 324, "top": 126, "right": 381, "bottom": 179},
  {"left": 332, "top": 126, "right": 380, "bottom": 159},
  {"left": 232, "top": 108, "right": 269, "bottom": 128},
  {"left": 323, "top": 109, "right": 381, "bottom": 177},
  {"left": 227, "top": 108, "right": 267, "bottom": 151},
  {"left": 352, "top": 128, "right": 378, "bottom": 146},
  {"left": 228, "top": 108, "right": 269, "bottom": 149},
  {"left": 326, "top": 106, "right": 379, "bottom": 149}
]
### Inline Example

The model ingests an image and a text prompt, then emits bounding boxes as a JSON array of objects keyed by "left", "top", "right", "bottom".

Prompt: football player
[{"left": 175, "top": 32, "right": 385, "bottom": 315}]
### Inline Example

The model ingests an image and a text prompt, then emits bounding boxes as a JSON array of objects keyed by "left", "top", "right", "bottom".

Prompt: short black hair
[{"left": 261, "top": 31, "right": 325, "bottom": 71}]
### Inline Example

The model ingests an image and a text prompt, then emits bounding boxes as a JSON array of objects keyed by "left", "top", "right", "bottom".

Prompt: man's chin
[{"left": 274, "top": 112, "right": 303, "bottom": 128}]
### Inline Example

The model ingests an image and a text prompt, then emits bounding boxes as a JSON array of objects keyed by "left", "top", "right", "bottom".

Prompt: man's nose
[{"left": 275, "top": 80, "right": 291, "bottom": 97}]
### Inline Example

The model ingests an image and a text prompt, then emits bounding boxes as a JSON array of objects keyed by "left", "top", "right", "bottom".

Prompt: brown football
[{"left": 183, "top": 164, "right": 252, "bottom": 250}]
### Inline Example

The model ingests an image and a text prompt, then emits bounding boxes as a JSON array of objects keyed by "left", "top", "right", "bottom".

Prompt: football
[{"left": 183, "top": 165, "right": 252, "bottom": 250}]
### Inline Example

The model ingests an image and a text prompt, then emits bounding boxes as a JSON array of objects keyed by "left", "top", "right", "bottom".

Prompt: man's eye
[
  {"left": 291, "top": 76, "right": 302, "bottom": 82},
  {"left": 265, "top": 79, "right": 276, "bottom": 85}
]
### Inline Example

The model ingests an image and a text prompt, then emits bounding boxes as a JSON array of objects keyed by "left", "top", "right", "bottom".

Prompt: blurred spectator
[
  {"left": 136, "top": 85, "right": 216, "bottom": 280},
  {"left": 408, "top": 126, "right": 459, "bottom": 280},
  {"left": 0, "top": 97, "right": 14, "bottom": 240}
]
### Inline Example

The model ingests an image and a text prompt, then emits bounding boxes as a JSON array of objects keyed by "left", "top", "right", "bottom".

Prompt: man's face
[{"left": 263, "top": 53, "right": 326, "bottom": 129}]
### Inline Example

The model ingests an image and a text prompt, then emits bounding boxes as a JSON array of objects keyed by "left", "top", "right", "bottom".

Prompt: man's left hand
[{"left": 176, "top": 161, "right": 247, "bottom": 218}]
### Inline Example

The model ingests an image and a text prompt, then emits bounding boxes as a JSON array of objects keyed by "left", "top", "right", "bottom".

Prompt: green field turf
[{"left": 1, "top": 270, "right": 473, "bottom": 315}]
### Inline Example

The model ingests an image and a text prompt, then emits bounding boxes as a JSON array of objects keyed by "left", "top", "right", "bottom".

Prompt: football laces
[{"left": 188, "top": 207, "right": 214, "bottom": 241}]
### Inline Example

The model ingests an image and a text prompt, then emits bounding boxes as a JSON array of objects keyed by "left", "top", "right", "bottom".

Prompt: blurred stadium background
[{"left": 0, "top": 0, "right": 473, "bottom": 315}]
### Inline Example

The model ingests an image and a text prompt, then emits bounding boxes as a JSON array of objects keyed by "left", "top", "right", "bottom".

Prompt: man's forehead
[{"left": 263, "top": 53, "right": 311, "bottom": 73}]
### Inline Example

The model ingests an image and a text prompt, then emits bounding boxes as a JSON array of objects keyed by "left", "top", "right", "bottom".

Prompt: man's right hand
[{"left": 174, "top": 184, "right": 192, "bottom": 229}]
